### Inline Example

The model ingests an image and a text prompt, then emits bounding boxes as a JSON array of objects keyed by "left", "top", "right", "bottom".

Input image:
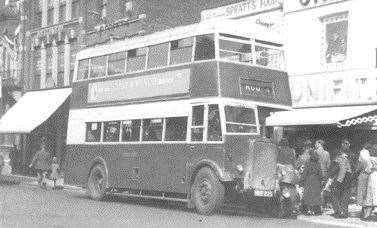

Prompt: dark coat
[
  {"left": 301, "top": 160, "right": 322, "bottom": 206},
  {"left": 31, "top": 148, "right": 51, "bottom": 171}
]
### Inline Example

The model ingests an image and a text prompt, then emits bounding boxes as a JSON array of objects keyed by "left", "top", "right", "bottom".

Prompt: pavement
[{"left": 1, "top": 173, "right": 377, "bottom": 227}]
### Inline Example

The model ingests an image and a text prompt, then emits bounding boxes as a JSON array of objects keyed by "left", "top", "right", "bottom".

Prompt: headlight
[
  {"left": 281, "top": 170, "right": 287, "bottom": 176},
  {"left": 236, "top": 164, "right": 243, "bottom": 173}
]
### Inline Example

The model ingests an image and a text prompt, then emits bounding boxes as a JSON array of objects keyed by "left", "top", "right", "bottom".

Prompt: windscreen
[{"left": 224, "top": 106, "right": 257, "bottom": 133}]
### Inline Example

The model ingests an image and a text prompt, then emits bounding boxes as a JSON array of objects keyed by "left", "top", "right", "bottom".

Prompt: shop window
[
  {"left": 219, "top": 39, "right": 252, "bottom": 63},
  {"left": 170, "top": 37, "right": 193, "bottom": 65},
  {"left": 86, "top": 122, "right": 102, "bottom": 142},
  {"left": 191, "top": 105, "right": 204, "bottom": 141},
  {"left": 194, "top": 34, "right": 215, "bottom": 61},
  {"left": 126, "top": 47, "right": 147, "bottom": 72},
  {"left": 108, "top": 51, "right": 127, "bottom": 75},
  {"left": 207, "top": 105, "right": 221, "bottom": 141},
  {"left": 103, "top": 121, "right": 120, "bottom": 142},
  {"left": 121, "top": 120, "right": 141, "bottom": 142},
  {"left": 321, "top": 12, "right": 348, "bottom": 66},
  {"left": 77, "top": 59, "right": 89, "bottom": 80},
  {"left": 147, "top": 43, "right": 169, "bottom": 69},
  {"left": 165, "top": 117, "right": 187, "bottom": 141},
  {"left": 90, "top": 56, "right": 106, "bottom": 78},
  {"left": 142, "top": 118, "right": 163, "bottom": 141}
]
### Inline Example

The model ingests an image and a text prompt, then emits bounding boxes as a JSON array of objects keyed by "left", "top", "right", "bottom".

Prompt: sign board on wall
[
  {"left": 290, "top": 70, "right": 377, "bottom": 107},
  {"left": 88, "top": 69, "right": 190, "bottom": 103},
  {"left": 201, "top": 0, "right": 283, "bottom": 20},
  {"left": 285, "top": 0, "right": 347, "bottom": 13}
]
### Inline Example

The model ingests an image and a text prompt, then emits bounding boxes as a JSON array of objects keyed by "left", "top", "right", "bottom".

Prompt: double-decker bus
[{"left": 64, "top": 19, "right": 291, "bottom": 215}]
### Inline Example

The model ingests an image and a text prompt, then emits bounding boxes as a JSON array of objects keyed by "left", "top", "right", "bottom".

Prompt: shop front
[{"left": 0, "top": 88, "right": 71, "bottom": 175}]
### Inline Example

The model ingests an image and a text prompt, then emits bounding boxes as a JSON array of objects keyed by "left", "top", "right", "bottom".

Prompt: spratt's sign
[{"left": 201, "top": 0, "right": 282, "bottom": 20}]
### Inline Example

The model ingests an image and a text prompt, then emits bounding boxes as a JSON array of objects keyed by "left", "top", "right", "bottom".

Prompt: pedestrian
[
  {"left": 315, "top": 139, "right": 331, "bottom": 208},
  {"left": 0, "top": 154, "right": 4, "bottom": 175},
  {"left": 9, "top": 144, "right": 18, "bottom": 174},
  {"left": 296, "top": 140, "right": 312, "bottom": 171},
  {"left": 300, "top": 149, "right": 323, "bottom": 215},
  {"left": 327, "top": 139, "right": 353, "bottom": 218},
  {"left": 355, "top": 143, "right": 373, "bottom": 219},
  {"left": 361, "top": 147, "right": 377, "bottom": 221},
  {"left": 50, "top": 156, "right": 60, "bottom": 190},
  {"left": 29, "top": 137, "right": 51, "bottom": 189},
  {"left": 277, "top": 138, "right": 296, "bottom": 167}
]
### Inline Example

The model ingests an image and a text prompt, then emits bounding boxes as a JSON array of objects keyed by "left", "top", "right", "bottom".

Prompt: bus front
[{"left": 214, "top": 31, "right": 291, "bottom": 205}]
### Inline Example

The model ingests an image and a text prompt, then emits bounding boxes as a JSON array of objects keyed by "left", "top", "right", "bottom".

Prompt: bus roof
[{"left": 76, "top": 19, "right": 282, "bottom": 60}]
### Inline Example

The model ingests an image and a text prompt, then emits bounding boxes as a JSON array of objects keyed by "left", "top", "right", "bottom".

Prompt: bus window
[
  {"left": 147, "top": 42, "right": 169, "bottom": 69},
  {"left": 108, "top": 51, "right": 127, "bottom": 75},
  {"left": 142, "top": 118, "right": 163, "bottom": 141},
  {"left": 194, "top": 34, "right": 215, "bottom": 61},
  {"left": 103, "top": 121, "right": 120, "bottom": 142},
  {"left": 219, "top": 40, "right": 252, "bottom": 63},
  {"left": 121, "top": 120, "right": 141, "bottom": 142},
  {"left": 90, "top": 56, "right": 107, "bottom": 78},
  {"left": 127, "top": 47, "right": 147, "bottom": 72},
  {"left": 224, "top": 106, "right": 258, "bottom": 133},
  {"left": 170, "top": 37, "right": 194, "bottom": 65},
  {"left": 85, "top": 122, "right": 102, "bottom": 142},
  {"left": 255, "top": 45, "right": 283, "bottom": 69},
  {"left": 77, "top": 59, "right": 89, "bottom": 80},
  {"left": 165, "top": 117, "right": 187, "bottom": 141},
  {"left": 207, "top": 104, "right": 222, "bottom": 141},
  {"left": 191, "top": 105, "right": 204, "bottom": 141}
]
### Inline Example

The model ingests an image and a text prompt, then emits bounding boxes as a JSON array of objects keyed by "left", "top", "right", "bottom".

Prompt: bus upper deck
[{"left": 71, "top": 19, "right": 291, "bottom": 110}]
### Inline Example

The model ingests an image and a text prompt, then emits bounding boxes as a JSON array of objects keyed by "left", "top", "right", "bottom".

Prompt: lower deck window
[
  {"left": 165, "top": 117, "right": 187, "bottom": 141},
  {"left": 103, "top": 121, "right": 120, "bottom": 142},
  {"left": 121, "top": 120, "right": 141, "bottom": 142},
  {"left": 225, "top": 106, "right": 257, "bottom": 133},
  {"left": 142, "top": 118, "right": 163, "bottom": 141},
  {"left": 207, "top": 104, "right": 222, "bottom": 141},
  {"left": 86, "top": 122, "right": 102, "bottom": 142}
]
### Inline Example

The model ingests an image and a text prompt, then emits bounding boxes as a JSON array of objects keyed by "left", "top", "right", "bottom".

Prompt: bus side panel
[{"left": 219, "top": 62, "right": 292, "bottom": 107}]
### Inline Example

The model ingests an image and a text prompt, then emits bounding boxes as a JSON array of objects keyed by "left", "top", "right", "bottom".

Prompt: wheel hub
[{"left": 199, "top": 179, "right": 212, "bottom": 204}]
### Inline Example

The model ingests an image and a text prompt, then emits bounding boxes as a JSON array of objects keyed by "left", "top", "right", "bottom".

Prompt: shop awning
[
  {"left": 0, "top": 88, "right": 71, "bottom": 133},
  {"left": 266, "top": 105, "right": 377, "bottom": 128}
]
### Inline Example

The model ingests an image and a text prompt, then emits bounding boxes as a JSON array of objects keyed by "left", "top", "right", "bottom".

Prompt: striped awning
[{"left": 339, "top": 115, "right": 377, "bottom": 128}]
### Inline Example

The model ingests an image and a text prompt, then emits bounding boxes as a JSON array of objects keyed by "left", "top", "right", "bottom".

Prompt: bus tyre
[
  {"left": 87, "top": 164, "right": 108, "bottom": 200},
  {"left": 191, "top": 167, "right": 225, "bottom": 215}
]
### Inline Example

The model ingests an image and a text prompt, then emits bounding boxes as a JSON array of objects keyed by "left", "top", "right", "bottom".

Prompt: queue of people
[{"left": 277, "top": 138, "right": 377, "bottom": 221}]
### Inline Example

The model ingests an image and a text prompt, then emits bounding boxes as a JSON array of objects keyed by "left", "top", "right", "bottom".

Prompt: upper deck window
[
  {"left": 170, "top": 37, "right": 194, "bottom": 65},
  {"left": 219, "top": 40, "right": 252, "bottom": 63},
  {"left": 194, "top": 34, "right": 215, "bottom": 61},
  {"left": 77, "top": 59, "right": 89, "bottom": 80},
  {"left": 127, "top": 47, "right": 147, "bottom": 72},
  {"left": 90, "top": 56, "right": 107, "bottom": 78},
  {"left": 108, "top": 52, "right": 127, "bottom": 75},
  {"left": 255, "top": 44, "right": 284, "bottom": 70},
  {"left": 225, "top": 106, "right": 257, "bottom": 133},
  {"left": 147, "top": 43, "right": 169, "bottom": 69}
]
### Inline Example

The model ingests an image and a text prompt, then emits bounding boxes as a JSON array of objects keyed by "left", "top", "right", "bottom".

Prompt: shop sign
[
  {"left": 290, "top": 71, "right": 377, "bottom": 107},
  {"left": 36, "top": 24, "right": 64, "bottom": 39},
  {"left": 88, "top": 69, "right": 190, "bottom": 103},
  {"left": 285, "top": 0, "right": 347, "bottom": 13},
  {"left": 240, "top": 78, "right": 274, "bottom": 98},
  {"left": 201, "top": 0, "right": 282, "bottom": 20}
]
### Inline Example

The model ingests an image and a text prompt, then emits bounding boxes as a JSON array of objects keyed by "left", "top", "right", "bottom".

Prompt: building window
[
  {"left": 71, "top": 0, "right": 80, "bottom": 19},
  {"left": 47, "top": 8, "right": 54, "bottom": 26},
  {"left": 59, "top": 3, "right": 66, "bottom": 22},
  {"left": 321, "top": 12, "right": 348, "bottom": 66},
  {"left": 35, "top": 11, "right": 42, "bottom": 28},
  {"left": 86, "top": 122, "right": 102, "bottom": 142},
  {"left": 121, "top": 0, "right": 133, "bottom": 18},
  {"left": 32, "top": 48, "right": 41, "bottom": 89},
  {"left": 46, "top": 46, "right": 55, "bottom": 88},
  {"left": 57, "top": 45, "right": 65, "bottom": 86}
]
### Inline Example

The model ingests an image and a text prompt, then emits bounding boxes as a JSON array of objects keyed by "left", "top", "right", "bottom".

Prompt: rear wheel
[
  {"left": 191, "top": 167, "right": 225, "bottom": 215},
  {"left": 87, "top": 164, "right": 108, "bottom": 200}
]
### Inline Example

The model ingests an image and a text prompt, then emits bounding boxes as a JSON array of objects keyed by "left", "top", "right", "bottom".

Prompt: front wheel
[
  {"left": 191, "top": 167, "right": 225, "bottom": 215},
  {"left": 87, "top": 164, "right": 108, "bottom": 200}
]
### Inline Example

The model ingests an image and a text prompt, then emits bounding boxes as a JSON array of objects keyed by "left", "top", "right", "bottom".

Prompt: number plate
[{"left": 254, "top": 190, "right": 273, "bottom": 197}]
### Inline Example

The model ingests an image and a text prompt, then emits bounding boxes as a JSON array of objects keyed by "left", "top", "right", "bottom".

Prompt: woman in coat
[
  {"left": 362, "top": 146, "right": 377, "bottom": 221},
  {"left": 300, "top": 149, "right": 323, "bottom": 215},
  {"left": 29, "top": 137, "right": 51, "bottom": 189},
  {"left": 356, "top": 143, "right": 373, "bottom": 218}
]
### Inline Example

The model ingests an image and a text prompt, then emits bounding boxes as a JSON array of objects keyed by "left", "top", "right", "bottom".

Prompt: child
[{"left": 50, "top": 157, "right": 60, "bottom": 190}]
